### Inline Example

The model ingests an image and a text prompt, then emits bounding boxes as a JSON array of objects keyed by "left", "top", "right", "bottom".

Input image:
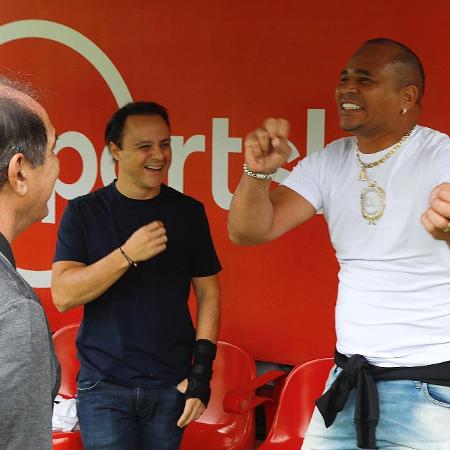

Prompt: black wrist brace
[{"left": 185, "top": 339, "right": 217, "bottom": 407}]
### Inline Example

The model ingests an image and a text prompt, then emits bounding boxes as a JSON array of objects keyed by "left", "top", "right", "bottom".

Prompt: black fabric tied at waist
[
  {"left": 315, "top": 353, "right": 379, "bottom": 449},
  {"left": 315, "top": 351, "right": 450, "bottom": 450}
]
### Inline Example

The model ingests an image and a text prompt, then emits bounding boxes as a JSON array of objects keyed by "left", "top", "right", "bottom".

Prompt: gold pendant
[
  {"left": 360, "top": 181, "right": 386, "bottom": 224},
  {"left": 358, "top": 167, "right": 368, "bottom": 181}
]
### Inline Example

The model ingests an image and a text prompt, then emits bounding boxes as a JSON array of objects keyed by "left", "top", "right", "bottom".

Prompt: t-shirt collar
[{"left": 0, "top": 232, "right": 16, "bottom": 269}]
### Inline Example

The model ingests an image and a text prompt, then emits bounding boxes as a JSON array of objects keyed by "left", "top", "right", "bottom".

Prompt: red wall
[{"left": 0, "top": 0, "right": 449, "bottom": 365}]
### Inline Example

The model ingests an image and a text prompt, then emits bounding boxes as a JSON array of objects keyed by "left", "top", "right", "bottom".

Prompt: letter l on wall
[{"left": 212, "top": 118, "right": 241, "bottom": 210}]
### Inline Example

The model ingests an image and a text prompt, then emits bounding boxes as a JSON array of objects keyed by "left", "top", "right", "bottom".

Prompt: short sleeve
[
  {"left": 54, "top": 201, "right": 88, "bottom": 263},
  {"left": 188, "top": 204, "right": 221, "bottom": 278},
  {"left": 434, "top": 147, "right": 450, "bottom": 185},
  {"left": 282, "top": 152, "right": 324, "bottom": 211}
]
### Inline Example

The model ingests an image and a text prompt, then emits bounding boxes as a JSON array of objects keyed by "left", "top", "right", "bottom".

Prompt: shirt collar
[{"left": 0, "top": 232, "right": 16, "bottom": 269}]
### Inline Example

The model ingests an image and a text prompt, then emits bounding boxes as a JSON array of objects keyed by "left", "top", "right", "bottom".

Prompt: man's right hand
[
  {"left": 244, "top": 118, "right": 291, "bottom": 174},
  {"left": 121, "top": 221, "right": 167, "bottom": 263}
]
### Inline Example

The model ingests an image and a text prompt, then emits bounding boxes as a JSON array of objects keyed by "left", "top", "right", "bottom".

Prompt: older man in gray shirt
[{"left": 0, "top": 77, "right": 60, "bottom": 449}]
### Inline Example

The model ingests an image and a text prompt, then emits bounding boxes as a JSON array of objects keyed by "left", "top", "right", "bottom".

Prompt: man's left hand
[
  {"left": 422, "top": 183, "right": 450, "bottom": 239},
  {"left": 175, "top": 378, "right": 206, "bottom": 428}
]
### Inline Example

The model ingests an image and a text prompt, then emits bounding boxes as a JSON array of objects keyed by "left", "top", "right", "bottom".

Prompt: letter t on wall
[
  {"left": 169, "top": 135, "right": 206, "bottom": 193},
  {"left": 212, "top": 118, "right": 242, "bottom": 210}
]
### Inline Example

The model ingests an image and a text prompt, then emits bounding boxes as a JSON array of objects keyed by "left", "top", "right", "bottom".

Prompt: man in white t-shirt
[{"left": 228, "top": 38, "right": 450, "bottom": 449}]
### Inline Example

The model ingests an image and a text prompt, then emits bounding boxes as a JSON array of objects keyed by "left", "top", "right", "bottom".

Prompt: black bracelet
[
  {"left": 119, "top": 247, "right": 137, "bottom": 267},
  {"left": 185, "top": 339, "right": 217, "bottom": 407}
]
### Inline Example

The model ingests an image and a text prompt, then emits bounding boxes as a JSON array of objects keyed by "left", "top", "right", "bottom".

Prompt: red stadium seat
[
  {"left": 180, "top": 341, "right": 257, "bottom": 450},
  {"left": 259, "top": 358, "right": 334, "bottom": 450},
  {"left": 52, "top": 325, "right": 258, "bottom": 449},
  {"left": 223, "top": 367, "right": 288, "bottom": 433},
  {"left": 52, "top": 431, "right": 83, "bottom": 450},
  {"left": 52, "top": 323, "right": 82, "bottom": 450},
  {"left": 53, "top": 323, "right": 80, "bottom": 397}
]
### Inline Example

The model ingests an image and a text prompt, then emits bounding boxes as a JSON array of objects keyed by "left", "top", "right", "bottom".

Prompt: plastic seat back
[
  {"left": 52, "top": 431, "right": 83, "bottom": 449},
  {"left": 52, "top": 323, "right": 82, "bottom": 449},
  {"left": 260, "top": 358, "right": 334, "bottom": 449},
  {"left": 53, "top": 323, "right": 80, "bottom": 398},
  {"left": 180, "top": 341, "right": 256, "bottom": 450}
]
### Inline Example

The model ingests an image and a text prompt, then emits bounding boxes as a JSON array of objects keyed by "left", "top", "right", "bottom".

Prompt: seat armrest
[{"left": 223, "top": 369, "right": 287, "bottom": 414}]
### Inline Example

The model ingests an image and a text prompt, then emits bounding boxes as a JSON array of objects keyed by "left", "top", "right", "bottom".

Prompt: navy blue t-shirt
[{"left": 54, "top": 182, "right": 221, "bottom": 388}]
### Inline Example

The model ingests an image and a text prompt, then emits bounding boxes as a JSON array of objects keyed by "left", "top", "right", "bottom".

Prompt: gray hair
[{"left": 0, "top": 76, "right": 47, "bottom": 188}]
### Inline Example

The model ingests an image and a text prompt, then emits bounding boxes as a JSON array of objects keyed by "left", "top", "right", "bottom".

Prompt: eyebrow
[
  {"left": 135, "top": 138, "right": 171, "bottom": 146},
  {"left": 341, "top": 69, "right": 373, "bottom": 77}
]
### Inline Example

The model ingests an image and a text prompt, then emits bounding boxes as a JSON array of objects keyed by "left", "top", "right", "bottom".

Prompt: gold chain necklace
[
  {"left": 356, "top": 129, "right": 414, "bottom": 224},
  {"left": 355, "top": 129, "right": 413, "bottom": 181}
]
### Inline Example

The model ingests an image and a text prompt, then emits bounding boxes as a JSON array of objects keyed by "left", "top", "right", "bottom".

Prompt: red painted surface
[
  {"left": 1, "top": 1, "right": 449, "bottom": 365},
  {"left": 259, "top": 358, "right": 334, "bottom": 449}
]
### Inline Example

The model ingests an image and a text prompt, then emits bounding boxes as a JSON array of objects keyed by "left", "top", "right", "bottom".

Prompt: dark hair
[
  {"left": 105, "top": 101, "right": 170, "bottom": 149},
  {"left": 364, "top": 38, "right": 425, "bottom": 102},
  {"left": 0, "top": 78, "right": 47, "bottom": 188}
]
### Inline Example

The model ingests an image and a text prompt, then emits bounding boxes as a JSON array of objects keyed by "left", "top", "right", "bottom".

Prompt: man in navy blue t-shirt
[{"left": 52, "top": 102, "right": 221, "bottom": 450}]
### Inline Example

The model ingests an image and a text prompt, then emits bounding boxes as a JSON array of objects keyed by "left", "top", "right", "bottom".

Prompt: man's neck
[
  {"left": 356, "top": 123, "right": 417, "bottom": 154},
  {"left": 0, "top": 203, "right": 24, "bottom": 243},
  {"left": 115, "top": 178, "right": 161, "bottom": 200}
]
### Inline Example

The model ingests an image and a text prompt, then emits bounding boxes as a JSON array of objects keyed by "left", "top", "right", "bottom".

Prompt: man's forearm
[
  {"left": 192, "top": 274, "right": 220, "bottom": 342},
  {"left": 228, "top": 175, "right": 275, "bottom": 245},
  {"left": 195, "top": 298, "right": 220, "bottom": 342},
  {"left": 51, "top": 248, "right": 130, "bottom": 312}
]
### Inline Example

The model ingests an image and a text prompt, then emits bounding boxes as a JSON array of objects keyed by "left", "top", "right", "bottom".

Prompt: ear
[
  {"left": 402, "top": 84, "right": 419, "bottom": 112},
  {"left": 8, "top": 153, "right": 29, "bottom": 196},
  {"left": 109, "top": 142, "right": 122, "bottom": 161}
]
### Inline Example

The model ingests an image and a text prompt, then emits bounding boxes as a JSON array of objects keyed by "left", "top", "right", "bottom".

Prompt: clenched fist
[
  {"left": 422, "top": 183, "right": 450, "bottom": 239},
  {"left": 244, "top": 118, "right": 292, "bottom": 174},
  {"left": 121, "top": 221, "right": 167, "bottom": 262}
]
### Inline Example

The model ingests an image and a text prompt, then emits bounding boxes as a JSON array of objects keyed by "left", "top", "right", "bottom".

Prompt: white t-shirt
[{"left": 283, "top": 125, "right": 450, "bottom": 367}]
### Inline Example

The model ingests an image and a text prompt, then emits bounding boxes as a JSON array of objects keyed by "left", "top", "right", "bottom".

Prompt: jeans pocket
[
  {"left": 323, "top": 365, "right": 340, "bottom": 390},
  {"left": 172, "top": 386, "right": 186, "bottom": 397},
  {"left": 77, "top": 379, "right": 102, "bottom": 392},
  {"left": 422, "top": 383, "right": 450, "bottom": 408}
]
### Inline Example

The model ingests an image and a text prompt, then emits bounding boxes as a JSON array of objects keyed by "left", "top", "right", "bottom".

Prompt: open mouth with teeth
[
  {"left": 341, "top": 102, "right": 363, "bottom": 111},
  {"left": 144, "top": 163, "right": 163, "bottom": 171}
]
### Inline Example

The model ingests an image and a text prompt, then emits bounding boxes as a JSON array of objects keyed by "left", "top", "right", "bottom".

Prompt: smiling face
[
  {"left": 112, "top": 114, "right": 172, "bottom": 199},
  {"left": 335, "top": 43, "right": 409, "bottom": 141}
]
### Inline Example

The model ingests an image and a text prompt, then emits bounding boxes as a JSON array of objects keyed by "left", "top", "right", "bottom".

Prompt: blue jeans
[
  {"left": 77, "top": 380, "right": 186, "bottom": 450},
  {"left": 302, "top": 366, "right": 450, "bottom": 449}
]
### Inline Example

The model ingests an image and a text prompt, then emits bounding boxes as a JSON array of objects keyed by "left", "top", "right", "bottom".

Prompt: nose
[
  {"left": 338, "top": 78, "right": 358, "bottom": 95},
  {"left": 56, "top": 156, "right": 61, "bottom": 176},
  {"left": 52, "top": 152, "right": 61, "bottom": 177},
  {"left": 151, "top": 145, "right": 164, "bottom": 159}
]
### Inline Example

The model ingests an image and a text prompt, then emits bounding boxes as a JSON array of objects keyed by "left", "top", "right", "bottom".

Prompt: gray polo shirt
[{"left": 0, "top": 233, "right": 60, "bottom": 450}]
